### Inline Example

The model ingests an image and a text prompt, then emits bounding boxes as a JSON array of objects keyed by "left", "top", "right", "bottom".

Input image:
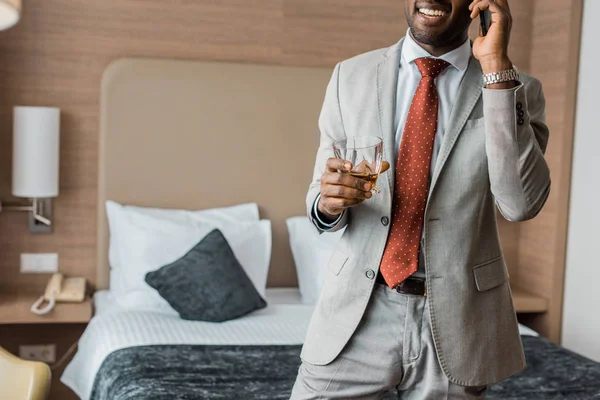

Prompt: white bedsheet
[
  {"left": 61, "top": 289, "right": 313, "bottom": 400},
  {"left": 61, "top": 289, "right": 538, "bottom": 399}
]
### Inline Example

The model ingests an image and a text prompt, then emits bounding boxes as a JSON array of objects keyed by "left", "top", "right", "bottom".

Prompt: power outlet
[
  {"left": 19, "top": 344, "right": 56, "bottom": 363},
  {"left": 20, "top": 253, "right": 59, "bottom": 273}
]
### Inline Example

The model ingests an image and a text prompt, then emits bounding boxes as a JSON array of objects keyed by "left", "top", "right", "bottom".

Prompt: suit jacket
[{"left": 302, "top": 38, "right": 551, "bottom": 387}]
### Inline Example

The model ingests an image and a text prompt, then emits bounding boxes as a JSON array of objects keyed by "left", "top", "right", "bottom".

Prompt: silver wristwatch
[{"left": 483, "top": 66, "right": 520, "bottom": 86}]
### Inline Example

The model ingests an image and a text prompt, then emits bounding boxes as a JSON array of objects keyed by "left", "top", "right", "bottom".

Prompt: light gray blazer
[{"left": 303, "top": 38, "right": 551, "bottom": 387}]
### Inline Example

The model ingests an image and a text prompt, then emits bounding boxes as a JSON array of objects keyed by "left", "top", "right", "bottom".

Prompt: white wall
[{"left": 561, "top": 0, "right": 600, "bottom": 363}]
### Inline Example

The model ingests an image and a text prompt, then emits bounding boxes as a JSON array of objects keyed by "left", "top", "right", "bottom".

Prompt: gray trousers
[{"left": 291, "top": 284, "right": 487, "bottom": 399}]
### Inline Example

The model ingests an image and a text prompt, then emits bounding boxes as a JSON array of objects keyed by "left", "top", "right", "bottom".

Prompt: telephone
[
  {"left": 30, "top": 273, "right": 87, "bottom": 315},
  {"left": 480, "top": 9, "right": 492, "bottom": 36}
]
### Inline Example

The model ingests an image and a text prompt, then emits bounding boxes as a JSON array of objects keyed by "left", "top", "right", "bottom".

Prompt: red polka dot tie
[{"left": 379, "top": 57, "right": 450, "bottom": 289}]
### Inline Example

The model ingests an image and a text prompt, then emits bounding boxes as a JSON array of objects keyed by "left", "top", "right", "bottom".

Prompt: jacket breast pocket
[
  {"left": 473, "top": 256, "right": 507, "bottom": 292},
  {"left": 328, "top": 250, "right": 349, "bottom": 276}
]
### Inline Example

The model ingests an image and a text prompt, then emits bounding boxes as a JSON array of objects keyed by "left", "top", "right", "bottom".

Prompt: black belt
[{"left": 376, "top": 271, "right": 427, "bottom": 296}]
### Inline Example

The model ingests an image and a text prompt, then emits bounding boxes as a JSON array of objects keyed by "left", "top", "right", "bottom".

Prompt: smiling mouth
[{"left": 418, "top": 7, "right": 449, "bottom": 18}]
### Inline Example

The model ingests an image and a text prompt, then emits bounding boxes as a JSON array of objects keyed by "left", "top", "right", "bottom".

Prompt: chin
[
  {"left": 410, "top": 25, "right": 456, "bottom": 48},
  {"left": 407, "top": 2, "right": 471, "bottom": 49}
]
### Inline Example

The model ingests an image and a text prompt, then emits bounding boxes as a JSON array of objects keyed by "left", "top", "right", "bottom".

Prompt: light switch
[{"left": 20, "top": 253, "right": 59, "bottom": 273}]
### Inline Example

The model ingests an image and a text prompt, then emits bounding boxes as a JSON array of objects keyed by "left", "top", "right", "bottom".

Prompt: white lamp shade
[
  {"left": 0, "top": 0, "right": 20, "bottom": 30},
  {"left": 12, "top": 106, "right": 61, "bottom": 198}
]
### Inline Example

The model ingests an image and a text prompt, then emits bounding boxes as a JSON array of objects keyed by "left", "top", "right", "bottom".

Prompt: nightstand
[
  {"left": 0, "top": 290, "right": 93, "bottom": 324},
  {"left": 0, "top": 289, "right": 93, "bottom": 400}
]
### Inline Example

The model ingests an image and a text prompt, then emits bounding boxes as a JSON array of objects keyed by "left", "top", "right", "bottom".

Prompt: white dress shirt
[
  {"left": 315, "top": 32, "right": 473, "bottom": 279},
  {"left": 394, "top": 31, "right": 471, "bottom": 169}
]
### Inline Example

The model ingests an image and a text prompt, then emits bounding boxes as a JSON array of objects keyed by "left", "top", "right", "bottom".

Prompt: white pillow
[
  {"left": 106, "top": 201, "right": 259, "bottom": 285},
  {"left": 106, "top": 201, "right": 270, "bottom": 311},
  {"left": 106, "top": 201, "right": 259, "bottom": 296},
  {"left": 286, "top": 216, "right": 345, "bottom": 304}
]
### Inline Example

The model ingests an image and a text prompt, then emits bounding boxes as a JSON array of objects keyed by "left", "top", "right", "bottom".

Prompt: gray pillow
[{"left": 145, "top": 229, "right": 267, "bottom": 322}]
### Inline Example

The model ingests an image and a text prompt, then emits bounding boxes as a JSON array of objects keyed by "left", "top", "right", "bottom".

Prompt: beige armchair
[{"left": 0, "top": 346, "right": 51, "bottom": 400}]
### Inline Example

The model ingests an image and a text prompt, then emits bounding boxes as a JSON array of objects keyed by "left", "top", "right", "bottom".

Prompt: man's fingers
[
  {"left": 326, "top": 158, "right": 352, "bottom": 173},
  {"left": 470, "top": 0, "right": 488, "bottom": 18},
  {"left": 471, "top": 0, "right": 504, "bottom": 19},
  {"left": 321, "top": 184, "right": 372, "bottom": 200},
  {"left": 469, "top": 0, "right": 483, "bottom": 11},
  {"left": 322, "top": 196, "right": 365, "bottom": 214},
  {"left": 326, "top": 158, "right": 391, "bottom": 176},
  {"left": 322, "top": 172, "right": 372, "bottom": 192}
]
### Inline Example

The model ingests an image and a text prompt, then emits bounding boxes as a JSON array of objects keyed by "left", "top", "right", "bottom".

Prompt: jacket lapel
[
  {"left": 427, "top": 56, "right": 483, "bottom": 202},
  {"left": 376, "top": 39, "right": 403, "bottom": 197}
]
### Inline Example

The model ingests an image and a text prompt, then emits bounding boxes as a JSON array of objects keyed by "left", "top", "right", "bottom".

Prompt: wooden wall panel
[
  {"left": 518, "top": 0, "right": 583, "bottom": 342},
  {"left": 282, "top": 0, "right": 405, "bottom": 65},
  {"left": 0, "top": 0, "right": 285, "bottom": 292}
]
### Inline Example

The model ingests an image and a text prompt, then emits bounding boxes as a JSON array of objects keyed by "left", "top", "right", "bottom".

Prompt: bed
[
  {"left": 62, "top": 289, "right": 313, "bottom": 399},
  {"left": 62, "top": 289, "right": 600, "bottom": 400},
  {"left": 60, "top": 58, "right": 600, "bottom": 399}
]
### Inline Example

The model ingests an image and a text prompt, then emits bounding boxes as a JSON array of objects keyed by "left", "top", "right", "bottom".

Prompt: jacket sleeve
[
  {"left": 306, "top": 62, "right": 349, "bottom": 233},
  {"left": 482, "top": 78, "right": 551, "bottom": 222}
]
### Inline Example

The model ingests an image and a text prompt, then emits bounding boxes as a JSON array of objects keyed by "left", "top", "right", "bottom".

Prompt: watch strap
[{"left": 483, "top": 67, "right": 520, "bottom": 86}]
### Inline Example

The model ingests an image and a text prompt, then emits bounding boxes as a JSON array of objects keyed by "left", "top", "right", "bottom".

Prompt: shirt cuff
[{"left": 312, "top": 193, "right": 343, "bottom": 231}]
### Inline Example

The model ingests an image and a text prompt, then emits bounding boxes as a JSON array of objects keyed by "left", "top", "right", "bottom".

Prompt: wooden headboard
[{"left": 97, "top": 58, "right": 332, "bottom": 290}]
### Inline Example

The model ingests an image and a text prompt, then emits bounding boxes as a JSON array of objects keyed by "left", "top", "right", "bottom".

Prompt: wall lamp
[
  {"left": 0, "top": 0, "right": 20, "bottom": 30},
  {"left": 0, "top": 107, "right": 60, "bottom": 233}
]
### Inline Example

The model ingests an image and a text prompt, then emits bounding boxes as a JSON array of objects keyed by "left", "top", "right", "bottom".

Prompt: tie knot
[{"left": 414, "top": 57, "right": 450, "bottom": 78}]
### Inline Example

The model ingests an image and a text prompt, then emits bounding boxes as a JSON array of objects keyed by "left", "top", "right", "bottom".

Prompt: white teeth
[{"left": 419, "top": 8, "right": 447, "bottom": 17}]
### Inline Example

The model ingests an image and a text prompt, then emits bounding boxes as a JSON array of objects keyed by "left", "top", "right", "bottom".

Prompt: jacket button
[
  {"left": 517, "top": 110, "right": 525, "bottom": 118},
  {"left": 518, "top": 118, "right": 525, "bottom": 126},
  {"left": 366, "top": 269, "right": 375, "bottom": 280},
  {"left": 381, "top": 216, "right": 389, "bottom": 226},
  {"left": 516, "top": 102, "right": 523, "bottom": 111}
]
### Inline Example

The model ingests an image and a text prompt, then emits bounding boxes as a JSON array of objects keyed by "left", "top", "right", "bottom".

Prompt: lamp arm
[
  {"left": 0, "top": 200, "right": 33, "bottom": 212},
  {"left": 33, "top": 212, "right": 52, "bottom": 226},
  {"left": 32, "top": 198, "right": 52, "bottom": 226},
  {"left": 0, "top": 198, "right": 53, "bottom": 227}
]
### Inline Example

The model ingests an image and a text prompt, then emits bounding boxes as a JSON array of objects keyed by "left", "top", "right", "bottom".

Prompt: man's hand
[
  {"left": 470, "top": 0, "right": 514, "bottom": 82},
  {"left": 318, "top": 158, "right": 391, "bottom": 221}
]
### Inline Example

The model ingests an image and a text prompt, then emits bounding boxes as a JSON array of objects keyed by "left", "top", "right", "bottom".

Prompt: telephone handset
[
  {"left": 30, "top": 273, "right": 87, "bottom": 315},
  {"left": 480, "top": 9, "right": 492, "bottom": 36}
]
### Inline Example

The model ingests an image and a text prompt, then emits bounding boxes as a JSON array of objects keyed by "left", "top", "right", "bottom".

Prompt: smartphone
[{"left": 480, "top": 9, "right": 492, "bottom": 36}]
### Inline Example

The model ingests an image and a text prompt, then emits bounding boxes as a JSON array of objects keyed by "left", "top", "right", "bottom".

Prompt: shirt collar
[{"left": 401, "top": 29, "right": 471, "bottom": 72}]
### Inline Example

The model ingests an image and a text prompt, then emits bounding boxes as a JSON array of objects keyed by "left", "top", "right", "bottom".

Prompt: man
[{"left": 291, "top": 0, "right": 550, "bottom": 398}]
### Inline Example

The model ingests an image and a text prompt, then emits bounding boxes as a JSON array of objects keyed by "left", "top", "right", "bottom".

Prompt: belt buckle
[
  {"left": 408, "top": 277, "right": 427, "bottom": 297},
  {"left": 414, "top": 278, "right": 427, "bottom": 297},
  {"left": 412, "top": 278, "right": 427, "bottom": 297},
  {"left": 395, "top": 277, "right": 427, "bottom": 296}
]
